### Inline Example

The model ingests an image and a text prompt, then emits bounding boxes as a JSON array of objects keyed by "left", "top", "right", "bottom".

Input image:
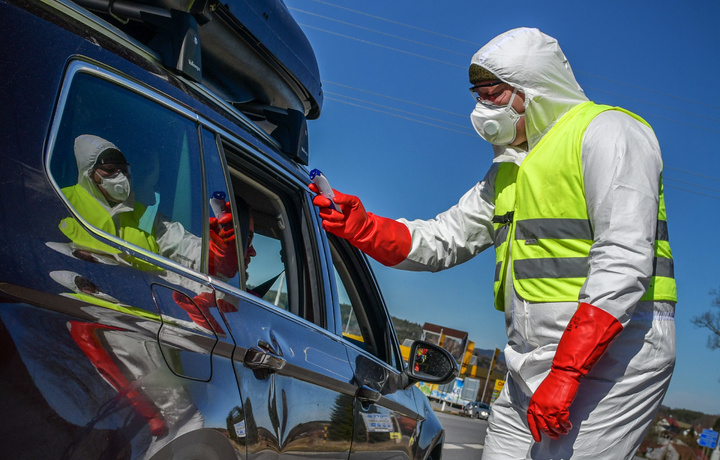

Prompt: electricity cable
[
  {"left": 289, "top": 7, "right": 468, "bottom": 57},
  {"left": 298, "top": 23, "right": 465, "bottom": 68},
  {"left": 296, "top": 1, "right": 720, "bottom": 112},
  {"left": 325, "top": 96, "right": 478, "bottom": 137},
  {"left": 325, "top": 91, "right": 473, "bottom": 130},
  {"left": 303, "top": 0, "right": 481, "bottom": 46}
]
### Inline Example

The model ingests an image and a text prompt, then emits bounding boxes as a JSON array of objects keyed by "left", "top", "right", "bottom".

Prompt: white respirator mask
[
  {"left": 98, "top": 171, "right": 131, "bottom": 202},
  {"left": 470, "top": 88, "right": 523, "bottom": 145}
]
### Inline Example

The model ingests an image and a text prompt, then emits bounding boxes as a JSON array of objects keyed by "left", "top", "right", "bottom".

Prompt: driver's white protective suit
[{"left": 311, "top": 27, "right": 676, "bottom": 460}]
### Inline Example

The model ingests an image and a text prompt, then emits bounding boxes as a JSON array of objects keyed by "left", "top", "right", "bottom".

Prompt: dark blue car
[{"left": 0, "top": 0, "right": 457, "bottom": 458}]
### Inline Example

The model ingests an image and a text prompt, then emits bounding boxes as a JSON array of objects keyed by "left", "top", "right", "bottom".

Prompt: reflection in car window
[
  {"left": 202, "top": 129, "right": 240, "bottom": 287},
  {"left": 227, "top": 166, "right": 292, "bottom": 313},
  {"left": 49, "top": 72, "right": 208, "bottom": 273},
  {"left": 329, "top": 239, "right": 398, "bottom": 369}
]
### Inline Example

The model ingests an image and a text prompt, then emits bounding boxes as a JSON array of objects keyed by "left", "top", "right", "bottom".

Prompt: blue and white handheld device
[{"left": 310, "top": 169, "right": 341, "bottom": 213}]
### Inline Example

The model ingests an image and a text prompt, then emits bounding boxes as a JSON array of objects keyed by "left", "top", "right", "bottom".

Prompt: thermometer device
[{"left": 310, "top": 169, "right": 341, "bottom": 213}]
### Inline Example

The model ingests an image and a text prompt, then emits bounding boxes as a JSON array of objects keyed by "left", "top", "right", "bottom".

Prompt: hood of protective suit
[
  {"left": 471, "top": 28, "right": 589, "bottom": 149},
  {"left": 74, "top": 134, "right": 134, "bottom": 214}
]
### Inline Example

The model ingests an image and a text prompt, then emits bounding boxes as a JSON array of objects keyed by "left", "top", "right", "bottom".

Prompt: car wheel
[{"left": 473, "top": 412, "right": 479, "bottom": 419}]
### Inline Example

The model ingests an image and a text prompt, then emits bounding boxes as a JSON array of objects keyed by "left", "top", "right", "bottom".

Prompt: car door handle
[
  {"left": 244, "top": 343, "right": 286, "bottom": 372},
  {"left": 356, "top": 385, "right": 382, "bottom": 403}
]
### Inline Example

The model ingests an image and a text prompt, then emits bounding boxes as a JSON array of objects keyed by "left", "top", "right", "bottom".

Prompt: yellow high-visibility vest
[
  {"left": 59, "top": 184, "right": 161, "bottom": 270},
  {"left": 492, "top": 102, "right": 676, "bottom": 309}
]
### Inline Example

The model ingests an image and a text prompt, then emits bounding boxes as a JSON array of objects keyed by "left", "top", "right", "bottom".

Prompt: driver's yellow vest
[
  {"left": 59, "top": 184, "right": 160, "bottom": 270},
  {"left": 492, "top": 102, "right": 676, "bottom": 311}
]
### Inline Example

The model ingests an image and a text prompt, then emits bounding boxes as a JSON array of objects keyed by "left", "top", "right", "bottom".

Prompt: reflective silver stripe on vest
[
  {"left": 656, "top": 220, "right": 668, "bottom": 241},
  {"left": 654, "top": 256, "right": 674, "bottom": 278},
  {"left": 514, "top": 257, "right": 588, "bottom": 280},
  {"left": 494, "top": 262, "right": 502, "bottom": 282},
  {"left": 494, "top": 224, "right": 510, "bottom": 248},
  {"left": 515, "top": 256, "right": 675, "bottom": 280},
  {"left": 515, "top": 218, "right": 593, "bottom": 241},
  {"left": 515, "top": 218, "right": 669, "bottom": 242}
]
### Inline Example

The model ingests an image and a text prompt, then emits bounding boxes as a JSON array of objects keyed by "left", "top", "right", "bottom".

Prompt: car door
[
  {"left": 325, "top": 236, "right": 423, "bottom": 459},
  {"left": 209, "top": 138, "right": 358, "bottom": 458},
  {"left": 35, "top": 61, "right": 245, "bottom": 458}
]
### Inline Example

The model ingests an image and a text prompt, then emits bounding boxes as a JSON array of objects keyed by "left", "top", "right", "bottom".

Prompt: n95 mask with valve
[
  {"left": 98, "top": 172, "right": 131, "bottom": 202},
  {"left": 470, "top": 88, "right": 523, "bottom": 145}
]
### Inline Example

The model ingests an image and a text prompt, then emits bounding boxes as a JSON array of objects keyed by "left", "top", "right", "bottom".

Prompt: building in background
[{"left": 401, "top": 322, "right": 505, "bottom": 407}]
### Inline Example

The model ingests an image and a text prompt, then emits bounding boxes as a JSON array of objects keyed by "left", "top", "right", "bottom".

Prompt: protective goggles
[
  {"left": 94, "top": 163, "right": 131, "bottom": 178},
  {"left": 469, "top": 80, "right": 507, "bottom": 106}
]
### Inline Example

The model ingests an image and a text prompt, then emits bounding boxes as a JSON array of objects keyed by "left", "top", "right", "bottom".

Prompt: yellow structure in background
[{"left": 402, "top": 323, "right": 504, "bottom": 404}]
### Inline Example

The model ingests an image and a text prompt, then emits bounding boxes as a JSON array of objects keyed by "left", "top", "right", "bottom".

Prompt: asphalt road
[
  {"left": 435, "top": 408, "right": 647, "bottom": 460},
  {"left": 435, "top": 411, "right": 488, "bottom": 460}
]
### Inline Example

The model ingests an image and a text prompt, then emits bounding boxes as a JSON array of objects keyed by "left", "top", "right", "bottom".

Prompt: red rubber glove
[
  {"left": 208, "top": 225, "right": 238, "bottom": 279},
  {"left": 209, "top": 202, "right": 236, "bottom": 244},
  {"left": 309, "top": 183, "right": 411, "bottom": 266},
  {"left": 172, "top": 291, "right": 226, "bottom": 334},
  {"left": 527, "top": 303, "right": 623, "bottom": 442},
  {"left": 69, "top": 322, "right": 166, "bottom": 436}
]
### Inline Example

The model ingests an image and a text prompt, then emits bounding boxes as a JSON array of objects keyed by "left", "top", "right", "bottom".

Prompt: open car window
[
  {"left": 222, "top": 142, "right": 319, "bottom": 325},
  {"left": 329, "top": 236, "right": 399, "bottom": 370}
]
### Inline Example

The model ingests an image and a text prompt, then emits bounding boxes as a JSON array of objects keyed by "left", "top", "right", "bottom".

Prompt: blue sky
[{"left": 285, "top": 0, "right": 720, "bottom": 415}]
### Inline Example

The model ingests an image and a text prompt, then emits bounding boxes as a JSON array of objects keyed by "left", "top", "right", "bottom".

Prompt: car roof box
[{"left": 72, "top": 0, "right": 323, "bottom": 120}]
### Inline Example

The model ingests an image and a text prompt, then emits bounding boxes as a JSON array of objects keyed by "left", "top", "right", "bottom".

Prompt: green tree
[
  {"left": 692, "top": 289, "right": 720, "bottom": 351},
  {"left": 391, "top": 317, "right": 422, "bottom": 345}
]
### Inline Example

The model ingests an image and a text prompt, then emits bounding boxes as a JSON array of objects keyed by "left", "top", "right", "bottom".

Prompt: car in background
[
  {"left": 463, "top": 401, "right": 492, "bottom": 420},
  {"left": 0, "top": 0, "right": 459, "bottom": 458}
]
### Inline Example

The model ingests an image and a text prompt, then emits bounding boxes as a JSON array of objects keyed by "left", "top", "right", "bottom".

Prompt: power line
[
  {"left": 305, "top": 0, "right": 480, "bottom": 46},
  {"left": 322, "top": 91, "right": 720, "bottom": 189},
  {"left": 665, "top": 177, "right": 720, "bottom": 194},
  {"left": 302, "top": 25, "right": 720, "bottom": 131},
  {"left": 325, "top": 96, "right": 478, "bottom": 137},
  {"left": 300, "top": 0, "right": 720, "bottom": 112},
  {"left": 584, "top": 86, "right": 720, "bottom": 125},
  {"left": 576, "top": 71, "right": 720, "bottom": 112},
  {"left": 300, "top": 2, "right": 720, "bottom": 192},
  {"left": 325, "top": 90, "right": 474, "bottom": 130},
  {"left": 324, "top": 80, "right": 469, "bottom": 119},
  {"left": 666, "top": 167, "right": 720, "bottom": 183},
  {"left": 298, "top": 23, "right": 465, "bottom": 69},
  {"left": 289, "top": 7, "right": 468, "bottom": 57},
  {"left": 665, "top": 184, "right": 720, "bottom": 200}
]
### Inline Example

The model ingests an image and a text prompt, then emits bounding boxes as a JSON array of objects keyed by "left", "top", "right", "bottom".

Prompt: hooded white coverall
[{"left": 394, "top": 28, "right": 676, "bottom": 459}]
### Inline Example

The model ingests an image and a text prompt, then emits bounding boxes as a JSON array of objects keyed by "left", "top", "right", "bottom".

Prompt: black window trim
[
  {"left": 43, "top": 57, "right": 345, "bottom": 344},
  {"left": 327, "top": 234, "right": 404, "bottom": 373}
]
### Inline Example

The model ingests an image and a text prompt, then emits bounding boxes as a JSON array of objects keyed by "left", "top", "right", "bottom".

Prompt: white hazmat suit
[{"left": 311, "top": 28, "right": 676, "bottom": 460}]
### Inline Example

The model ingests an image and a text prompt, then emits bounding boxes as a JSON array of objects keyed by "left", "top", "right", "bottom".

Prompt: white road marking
[{"left": 444, "top": 444, "right": 485, "bottom": 450}]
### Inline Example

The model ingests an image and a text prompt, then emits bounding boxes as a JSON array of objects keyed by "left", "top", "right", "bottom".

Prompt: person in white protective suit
[
  {"left": 59, "top": 134, "right": 238, "bottom": 278},
  {"left": 310, "top": 27, "right": 676, "bottom": 459}
]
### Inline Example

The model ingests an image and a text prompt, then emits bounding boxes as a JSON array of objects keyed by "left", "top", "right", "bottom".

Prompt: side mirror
[{"left": 404, "top": 340, "right": 458, "bottom": 387}]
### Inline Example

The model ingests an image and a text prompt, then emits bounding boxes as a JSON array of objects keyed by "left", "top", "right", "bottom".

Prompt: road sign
[{"left": 699, "top": 429, "right": 718, "bottom": 449}]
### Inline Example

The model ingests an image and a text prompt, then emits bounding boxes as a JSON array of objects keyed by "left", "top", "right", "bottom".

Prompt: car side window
[
  {"left": 329, "top": 237, "right": 399, "bottom": 369},
  {"left": 222, "top": 142, "right": 318, "bottom": 324},
  {"left": 48, "top": 70, "right": 208, "bottom": 274}
]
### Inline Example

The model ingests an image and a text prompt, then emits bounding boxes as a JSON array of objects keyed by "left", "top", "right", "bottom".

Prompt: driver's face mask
[
  {"left": 94, "top": 168, "right": 131, "bottom": 202},
  {"left": 470, "top": 88, "right": 523, "bottom": 145}
]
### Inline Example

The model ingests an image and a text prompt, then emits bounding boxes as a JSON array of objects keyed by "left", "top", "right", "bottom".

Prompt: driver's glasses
[
  {"left": 469, "top": 80, "right": 506, "bottom": 105},
  {"left": 96, "top": 163, "right": 130, "bottom": 178}
]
